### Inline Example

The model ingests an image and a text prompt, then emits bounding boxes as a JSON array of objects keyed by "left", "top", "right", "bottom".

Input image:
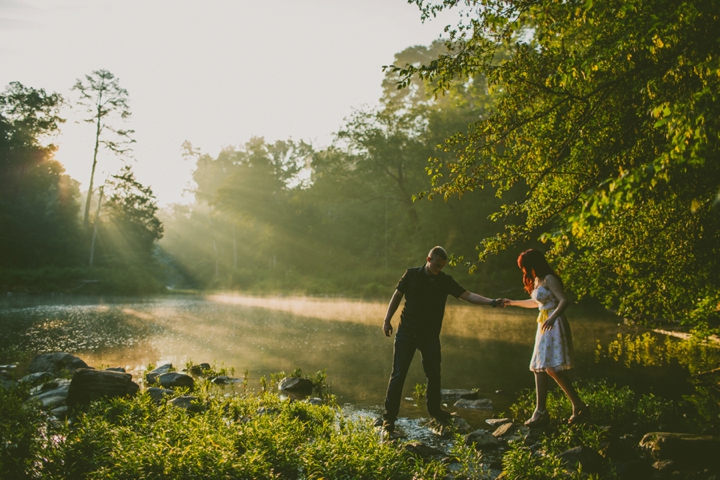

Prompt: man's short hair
[{"left": 428, "top": 246, "right": 448, "bottom": 260}]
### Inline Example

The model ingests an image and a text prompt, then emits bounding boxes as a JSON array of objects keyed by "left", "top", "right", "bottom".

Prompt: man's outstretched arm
[
  {"left": 382, "top": 289, "right": 404, "bottom": 337},
  {"left": 459, "top": 291, "right": 503, "bottom": 307}
]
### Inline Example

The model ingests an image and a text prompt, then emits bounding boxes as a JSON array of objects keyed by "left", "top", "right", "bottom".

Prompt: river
[{"left": 0, "top": 293, "right": 694, "bottom": 427}]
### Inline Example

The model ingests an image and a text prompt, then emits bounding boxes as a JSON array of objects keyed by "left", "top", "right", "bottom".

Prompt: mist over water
[{"left": 0, "top": 294, "right": 691, "bottom": 426}]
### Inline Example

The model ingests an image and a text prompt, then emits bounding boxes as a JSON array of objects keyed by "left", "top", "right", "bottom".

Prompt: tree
[
  {"left": 73, "top": 69, "right": 134, "bottom": 228},
  {"left": 395, "top": 0, "right": 720, "bottom": 328},
  {"left": 101, "top": 165, "right": 163, "bottom": 261},
  {"left": 0, "top": 82, "right": 83, "bottom": 268}
]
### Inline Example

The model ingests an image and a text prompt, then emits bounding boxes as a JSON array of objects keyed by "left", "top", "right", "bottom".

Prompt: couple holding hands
[{"left": 380, "top": 246, "right": 588, "bottom": 433}]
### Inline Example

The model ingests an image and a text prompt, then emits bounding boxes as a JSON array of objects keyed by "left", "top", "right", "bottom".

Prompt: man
[{"left": 380, "top": 246, "right": 502, "bottom": 433}]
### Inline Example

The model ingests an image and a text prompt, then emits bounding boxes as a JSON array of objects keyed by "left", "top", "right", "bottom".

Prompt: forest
[{"left": 2, "top": 0, "right": 719, "bottom": 333}]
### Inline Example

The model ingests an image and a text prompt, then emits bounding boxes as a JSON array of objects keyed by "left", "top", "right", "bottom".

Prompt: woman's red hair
[{"left": 517, "top": 249, "right": 563, "bottom": 294}]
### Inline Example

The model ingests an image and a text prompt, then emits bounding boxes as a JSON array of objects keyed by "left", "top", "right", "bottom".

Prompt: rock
[
  {"left": 465, "top": 429, "right": 500, "bottom": 451},
  {"left": 189, "top": 363, "right": 211, "bottom": 375},
  {"left": 158, "top": 372, "right": 194, "bottom": 389},
  {"left": 146, "top": 387, "right": 174, "bottom": 404},
  {"left": 30, "top": 380, "right": 72, "bottom": 409},
  {"left": 652, "top": 459, "right": 675, "bottom": 472},
  {"left": 39, "top": 395, "right": 67, "bottom": 409},
  {"left": 211, "top": 375, "right": 231, "bottom": 384},
  {"left": 50, "top": 406, "right": 68, "bottom": 418},
  {"left": 441, "top": 389, "right": 478, "bottom": 402},
  {"left": 0, "top": 364, "right": 17, "bottom": 371},
  {"left": 105, "top": 367, "right": 126, "bottom": 373},
  {"left": 558, "top": 445, "right": 605, "bottom": 473},
  {"left": 612, "top": 459, "right": 655, "bottom": 479},
  {"left": 486, "top": 418, "right": 512, "bottom": 428},
  {"left": 306, "top": 397, "right": 323, "bottom": 405},
  {"left": 278, "top": 377, "right": 313, "bottom": 395},
  {"left": 492, "top": 423, "right": 528, "bottom": 443},
  {"left": 19, "top": 372, "right": 55, "bottom": 386},
  {"left": 30, "top": 379, "right": 71, "bottom": 396},
  {"left": 451, "top": 415, "right": 474, "bottom": 434},
  {"left": 66, "top": 368, "right": 140, "bottom": 408},
  {"left": 27, "top": 353, "right": 89, "bottom": 375},
  {"left": 426, "top": 414, "right": 472, "bottom": 437},
  {"left": 168, "top": 395, "right": 204, "bottom": 412},
  {"left": 403, "top": 441, "right": 447, "bottom": 460},
  {"left": 146, "top": 363, "right": 173, "bottom": 384},
  {"left": 454, "top": 398, "right": 493, "bottom": 410},
  {"left": 640, "top": 432, "right": 720, "bottom": 467}
]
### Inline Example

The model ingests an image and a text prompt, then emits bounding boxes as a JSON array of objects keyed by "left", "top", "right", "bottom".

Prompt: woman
[{"left": 504, "top": 249, "right": 588, "bottom": 426}]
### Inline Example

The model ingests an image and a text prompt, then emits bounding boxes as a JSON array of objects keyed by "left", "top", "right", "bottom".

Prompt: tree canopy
[{"left": 393, "top": 0, "right": 720, "bottom": 329}]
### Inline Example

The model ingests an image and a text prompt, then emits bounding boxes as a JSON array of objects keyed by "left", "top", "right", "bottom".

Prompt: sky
[{"left": 0, "top": 0, "right": 456, "bottom": 205}]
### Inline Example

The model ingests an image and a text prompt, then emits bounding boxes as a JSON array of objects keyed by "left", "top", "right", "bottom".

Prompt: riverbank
[{"left": 2, "top": 346, "right": 719, "bottom": 480}]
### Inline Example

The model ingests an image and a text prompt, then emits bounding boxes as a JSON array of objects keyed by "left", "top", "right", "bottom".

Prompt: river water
[{"left": 0, "top": 294, "right": 694, "bottom": 428}]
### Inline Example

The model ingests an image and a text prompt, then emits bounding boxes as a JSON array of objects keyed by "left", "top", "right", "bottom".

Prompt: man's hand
[{"left": 383, "top": 320, "right": 393, "bottom": 337}]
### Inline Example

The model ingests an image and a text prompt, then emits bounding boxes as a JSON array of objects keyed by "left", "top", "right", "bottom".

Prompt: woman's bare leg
[
  {"left": 528, "top": 371, "right": 548, "bottom": 421},
  {"left": 546, "top": 369, "right": 584, "bottom": 415}
]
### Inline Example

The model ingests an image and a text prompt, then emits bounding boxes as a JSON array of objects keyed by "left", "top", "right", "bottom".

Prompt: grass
[{"left": 0, "top": 376, "right": 447, "bottom": 480}]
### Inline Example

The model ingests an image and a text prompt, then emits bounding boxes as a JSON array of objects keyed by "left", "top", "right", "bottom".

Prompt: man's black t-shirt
[{"left": 395, "top": 266, "right": 466, "bottom": 338}]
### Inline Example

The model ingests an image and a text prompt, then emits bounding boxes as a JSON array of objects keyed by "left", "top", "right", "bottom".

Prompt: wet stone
[
  {"left": 441, "top": 389, "right": 479, "bottom": 402},
  {"left": 454, "top": 398, "right": 493, "bottom": 410},
  {"left": 105, "top": 367, "right": 126, "bottom": 373},
  {"left": 486, "top": 418, "right": 512, "bottom": 428}
]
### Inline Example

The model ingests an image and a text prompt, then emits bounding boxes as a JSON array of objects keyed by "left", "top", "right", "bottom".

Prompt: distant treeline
[{"left": 160, "top": 42, "right": 530, "bottom": 298}]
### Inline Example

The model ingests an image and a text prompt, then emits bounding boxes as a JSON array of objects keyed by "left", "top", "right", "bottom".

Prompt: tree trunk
[{"left": 88, "top": 185, "right": 104, "bottom": 267}]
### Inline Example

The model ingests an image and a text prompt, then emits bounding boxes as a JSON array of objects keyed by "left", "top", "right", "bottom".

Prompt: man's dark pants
[{"left": 383, "top": 330, "right": 442, "bottom": 422}]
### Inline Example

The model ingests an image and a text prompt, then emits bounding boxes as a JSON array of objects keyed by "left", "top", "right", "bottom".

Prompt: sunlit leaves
[{"left": 405, "top": 0, "right": 720, "bottom": 327}]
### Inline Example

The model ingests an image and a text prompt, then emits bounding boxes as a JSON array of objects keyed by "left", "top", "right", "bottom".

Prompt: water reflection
[{"left": 0, "top": 294, "right": 689, "bottom": 426}]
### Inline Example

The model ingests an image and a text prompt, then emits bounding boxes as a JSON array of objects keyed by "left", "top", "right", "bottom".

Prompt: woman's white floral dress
[{"left": 529, "top": 283, "right": 575, "bottom": 372}]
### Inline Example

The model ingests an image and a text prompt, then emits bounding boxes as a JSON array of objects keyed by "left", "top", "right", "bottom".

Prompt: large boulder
[
  {"left": 66, "top": 369, "right": 139, "bottom": 408},
  {"left": 158, "top": 372, "right": 194, "bottom": 389},
  {"left": 27, "top": 353, "right": 89, "bottom": 375},
  {"left": 640, "top": 432, "right": 720, "bottom": 468}
]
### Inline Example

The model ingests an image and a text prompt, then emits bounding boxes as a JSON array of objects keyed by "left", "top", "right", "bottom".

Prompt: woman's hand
[{"left": 541, "top": 317, "right": 557, "bottom": 332}]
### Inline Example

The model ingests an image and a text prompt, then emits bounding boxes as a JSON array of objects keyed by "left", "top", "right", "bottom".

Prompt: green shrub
[{"left": 0, "top": 385, "right": 55, "bottom": 479}]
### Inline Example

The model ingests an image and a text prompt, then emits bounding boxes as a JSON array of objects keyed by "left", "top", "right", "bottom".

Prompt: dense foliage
[
  {"left": 0, "top": 82, "right": 83, "bottom": 269},
  {"left": 0, "top": 78, "right": 164, "bottom": 294},
  {"left": 392, "top": 0, "right": 720, "bottom": 329}
]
